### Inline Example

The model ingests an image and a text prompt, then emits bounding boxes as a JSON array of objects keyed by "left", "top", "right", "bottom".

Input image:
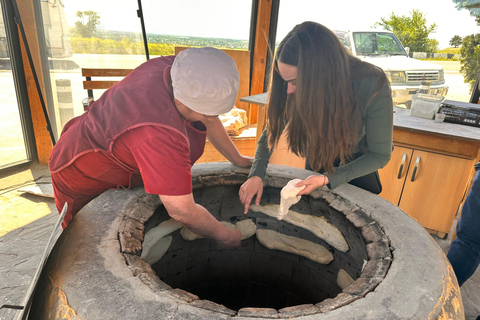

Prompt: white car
[{"left": 334, "top": 30, "right": 448, "bottom": 106}]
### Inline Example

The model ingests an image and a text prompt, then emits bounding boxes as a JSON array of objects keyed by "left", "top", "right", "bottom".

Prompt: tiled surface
[{"left": 0, "top": 164, "right": 58, "bottom": 320}]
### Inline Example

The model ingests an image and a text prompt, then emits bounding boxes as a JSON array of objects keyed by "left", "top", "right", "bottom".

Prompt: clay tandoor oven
[{"left": 30, "top": 163, "right": 463, "bottom": 319}]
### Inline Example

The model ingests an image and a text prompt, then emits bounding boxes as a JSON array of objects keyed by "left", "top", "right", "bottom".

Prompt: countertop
[
  {"left": 240, "top": 93, "right": 480, "bottom": 143},
  {"left": 394, "top": 107, "right": 480, "bottom": 143}
]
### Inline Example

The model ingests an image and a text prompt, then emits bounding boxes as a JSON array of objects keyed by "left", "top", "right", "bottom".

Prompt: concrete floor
[{"left": 0, "top": 163, "right": 479, "bottom": 320}]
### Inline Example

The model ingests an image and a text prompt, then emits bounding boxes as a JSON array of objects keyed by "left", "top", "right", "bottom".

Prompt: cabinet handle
[
  {"left": 397, "top": 153, "right": 407, "bottom": 179},
  {"left": 411, "top": 156, "right": 421, "bottom": 182}
]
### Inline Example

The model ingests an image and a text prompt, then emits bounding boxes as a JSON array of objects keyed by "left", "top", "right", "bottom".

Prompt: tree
[
  {"left": 373, "top": 9, "right": 438, "bottom": 52},
  {"left": 74, "top": 11, "right": 100, "bottom": 38},
  {"left": 452, "top": 0, "right": 480, "bottom": 19},
  {"left": 460, "top": 33, "right": 480, "bottom": 90},
  {"left": 449, "top": 35, "right": 463, "bottom": 47},
  {"left": 451, "top": 1, "right": 480, "bottom": 90}
]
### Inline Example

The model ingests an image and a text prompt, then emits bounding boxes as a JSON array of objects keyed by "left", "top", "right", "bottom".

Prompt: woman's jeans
[{"left": 447, "top": 170, "right": 480, "bottom": 287}]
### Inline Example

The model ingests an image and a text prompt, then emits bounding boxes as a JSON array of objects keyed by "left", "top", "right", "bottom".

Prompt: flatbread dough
[
  {"left": 256, "top": 229, "right": 333, "bottom": 265},
  {"left": 141, "top": 218, "right": 182, "bottom": 264},
  {"left": 337, "top": 268, "right": 355, "bottom": 289},
  {"left": 141, "top": 236, "right": 172, "bottom": 265},
  {"left": 250, "top": 204, "right": 349, "bottom": 252},
  {"left": 279, "top": 179, "right": 305, "bottom": 220},
  {"left": 180, "top": 219, "right": 257, "bottom": 241},
  {"left": 235, "top": 219, "right": 257, "bottom": 240},
  {"left": 180, "top": 227, "right": 204, "bottom": 241}
]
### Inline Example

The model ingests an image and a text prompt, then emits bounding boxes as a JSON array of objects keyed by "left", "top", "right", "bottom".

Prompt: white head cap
[{"left": 171, "top": 47, "right": 240, "bottom": 116}]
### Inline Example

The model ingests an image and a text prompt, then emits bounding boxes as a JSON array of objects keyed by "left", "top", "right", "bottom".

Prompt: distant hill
[
  {"left": 438, "top": 47, "right": 461, "bottom": 54},
  {"left": 95, "top": 29, "right": 249, "bottom": 50}
]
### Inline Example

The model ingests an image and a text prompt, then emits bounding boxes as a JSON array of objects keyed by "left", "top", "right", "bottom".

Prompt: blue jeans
[{"left": 447, "top": 170, "right": 480, "bottom": 287}]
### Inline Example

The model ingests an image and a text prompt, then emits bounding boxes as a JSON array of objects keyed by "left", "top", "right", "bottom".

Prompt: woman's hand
[
  {"left": 239, "top": 176, "right": 264, "bottom": 214},
  {"left": 295, "top": 175, "right": 329, "bottom": 195}
]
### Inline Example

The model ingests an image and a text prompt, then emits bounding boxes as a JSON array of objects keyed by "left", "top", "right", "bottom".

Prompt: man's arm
[
  {"left": 205, "top": 117, "right": 252, "bottom": 167},
  {"left": 159, "top": 193, "right": 241, "bottom": 248}
]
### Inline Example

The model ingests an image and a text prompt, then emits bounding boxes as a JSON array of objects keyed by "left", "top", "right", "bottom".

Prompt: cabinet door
[
  {"left": 378, "top": 146, "right": 414, "bottom": 205},
  {"left": 399, "top": 150, "right": 473, "bottom": 233}
]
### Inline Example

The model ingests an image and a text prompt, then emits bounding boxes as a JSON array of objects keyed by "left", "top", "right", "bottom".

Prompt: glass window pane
[
  {"left": 0, "top": 2, "right": 28, "bottom": 167},
  {"left": 40, "top": 0, "right": 251, "bottom": 135},
  {"left": 142, "top": 0, "right": 250, "bottom": 51}
]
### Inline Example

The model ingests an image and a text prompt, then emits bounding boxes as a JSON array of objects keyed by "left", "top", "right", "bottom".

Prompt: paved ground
[{"left": 0, "top": 164, "right": 479, "bottom": 319}]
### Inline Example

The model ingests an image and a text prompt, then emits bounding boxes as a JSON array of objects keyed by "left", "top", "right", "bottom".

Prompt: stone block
[
  {"left": 118, "top": 232, "right": 142, "bottom": 255},
  {"left": 278, "top": 304, "right": 318, "bottom": 318},
  {"left": 190, "top": 299, "right": 236, "bottom": 316},
  {"left": 237, "top": 307, "right": 279, "bottom": 318},
  {"left": 366, "top": 241, "right": 391, "bottom": 260},
  {"left": 345, "top": 209, "right": 375, "bottom": 228},
  {"left": 361, "top": 258, "right": 392, "bottom": 279},
  {"left": 169, "top": 288, "right": 199, "bottom": 303},
  {"left": 315, "top": 292, "right": 361, "bottom": 312},
  {"left": 361, "top": 222, "right": 387, "bottom": 243},
  {"left": 137, "top": 272, "right": 171, "bottom": 293},
  {"left": 342, "top": 276, "right": 383, "bottom": 297},
  {"left": 123, "top": 253, "right": 153, "bottom": 276}
]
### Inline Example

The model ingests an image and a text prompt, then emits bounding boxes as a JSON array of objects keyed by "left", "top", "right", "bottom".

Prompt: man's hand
[
  {"left": 239, "top": 176, "right": 264, "bottom": 214},
  {"left": 217, "top": 229, "right": 242, "bottom": 248},
  {"left": 232, "top": 155, "right": 254, "bottom": 167},
  {"left": 295, "top": 175, "right": 329, "bottom": 196},
  {"left": 160, "top": 193, "right": 241, "bottom": 248}
]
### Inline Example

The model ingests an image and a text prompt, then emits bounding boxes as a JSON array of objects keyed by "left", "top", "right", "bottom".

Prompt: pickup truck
[{"left": 334, "top": 30, "right": 448, "bottom": 107}]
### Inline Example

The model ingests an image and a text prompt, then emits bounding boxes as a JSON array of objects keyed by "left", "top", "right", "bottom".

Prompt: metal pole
[
  {"left": 11, "top": 0, "right": 56, "bottom": 145},
  {"left": 137, "top": 0, "right": 149, "bottom": 60}
]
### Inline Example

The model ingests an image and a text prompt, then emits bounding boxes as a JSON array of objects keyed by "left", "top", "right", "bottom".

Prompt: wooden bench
[{"left": 81, "top": 68, "right": 134, "bottom": 109}]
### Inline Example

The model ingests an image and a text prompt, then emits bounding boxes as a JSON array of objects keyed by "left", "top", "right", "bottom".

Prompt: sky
[{"left": 63, "top": 0, "right": 479, "bottom": 49}]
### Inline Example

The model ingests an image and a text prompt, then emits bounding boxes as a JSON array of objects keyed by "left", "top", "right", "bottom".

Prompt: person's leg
[
  {"left": 51, "top": 169, "right": 104, "bottom": 229},
  {"left": 447, "top": 171, "right": 480, "bottom": 286},
  {"left": 50, "top": 152, "right": 131, "bottom": 228}
]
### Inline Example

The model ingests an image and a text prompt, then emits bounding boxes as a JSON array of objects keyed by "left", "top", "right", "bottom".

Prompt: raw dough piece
[
  {"left": 256, "top": 229, "right": 333, "bottom": 264},
  {"left": 250, "top": 204, "right": 349, "bottom": 252},
  {"left": 337, "top": 268, "right": 355, "bottom": 289},
  {"left": 236, "top": 219, "right": 257, "bottom": 240},
  {"left": 141, "top": 236, "right": 172, "bottom": 265},
  {"left": 180, "top": 219, "right": 256, "bottom": 241},
  {"left": 220, "top": 221, "right": 236, "bottom": 230},
  {"left": 142, "top": 218, "right": 182, "bottom": 254},
  {"left": 279, "top": 179, "right": 305, "bottom": 220},
  {"left": 180, "top": 222, "right": 234, "bottom": 241},
  {"left": 180, "top": 227, "right": 204, "bottom": 241}
]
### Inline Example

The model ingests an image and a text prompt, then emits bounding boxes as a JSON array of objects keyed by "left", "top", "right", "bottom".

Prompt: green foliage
[
  {"left": 73, "top": 11, "right": 100, "bottom": 38},
  {"left": 437, "top": 47, "right": 461, "bottom": 54},
  {"left": 70, "top": 36, "right": 177, "bottom": 55},
  {"left": 452, "top": 0, "right": 480, "bottom": 18},
  {"left": 69, "top": 28, "right": 249, "bottom": 56},
  {"left": 449, "top": 35, "right": 463, "bottom": 47},
  {"left": 374, "top": 9, "right": 438, "bottom": 53},
  {"left": 460, "top": 33, "right": 480, "bottom": 89},
  {"left": 146, "top": 34, "right": 248, "bottom": 50}
]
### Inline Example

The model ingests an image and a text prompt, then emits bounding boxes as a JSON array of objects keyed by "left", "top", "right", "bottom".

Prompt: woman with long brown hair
[{"left": 239, "top": 21, "right": 393, "bottom": 214}]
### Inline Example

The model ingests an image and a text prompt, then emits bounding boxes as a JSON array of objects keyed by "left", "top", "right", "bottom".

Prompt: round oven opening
[{"left": 142, "top": 184, "right": 371, "bottom": 312}]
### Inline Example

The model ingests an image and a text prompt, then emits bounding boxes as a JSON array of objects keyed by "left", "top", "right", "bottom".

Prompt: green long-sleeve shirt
[{"left": 249, "top": 75, "right": 393, "bottom": 190}]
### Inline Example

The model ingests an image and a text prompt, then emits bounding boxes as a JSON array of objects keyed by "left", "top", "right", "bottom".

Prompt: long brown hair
[{"left": 267, "top": 21, "right": 383, "bottom": 173}]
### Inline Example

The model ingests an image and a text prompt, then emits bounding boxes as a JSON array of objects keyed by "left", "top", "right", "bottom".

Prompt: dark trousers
[{"left": 447, "top": 170, "right": 480, "bottom": 286}]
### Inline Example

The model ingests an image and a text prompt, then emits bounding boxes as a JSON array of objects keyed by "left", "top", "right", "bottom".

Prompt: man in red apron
[{"left": 49, "top": 47, "right": 252, "bottom": 248}]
